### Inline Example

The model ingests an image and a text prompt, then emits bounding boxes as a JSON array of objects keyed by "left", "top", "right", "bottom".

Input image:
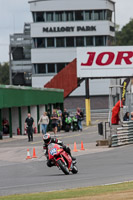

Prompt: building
[
  {"left": 9, "top": 0, "right": 115, "bottom": 109},
  {"left": 9, "top": 23, "right": 32, "bottom": 86},
  {"left": 29, "top": 0, "right": 115, "bottom": 109},
  {"left": 0, "top": 85, "right": 63, "bottom": 137}
]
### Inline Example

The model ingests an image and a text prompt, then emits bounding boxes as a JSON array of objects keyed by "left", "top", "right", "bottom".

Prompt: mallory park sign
[
  {"left": 42, "top": 26, "right": 96, "bottom": 33},
  {"left": 77, "top": 46, "right": 133, "bottom": 78}
]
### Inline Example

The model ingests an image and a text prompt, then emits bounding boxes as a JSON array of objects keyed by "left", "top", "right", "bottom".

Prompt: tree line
[
  {"left": 116, "top": 18, "right": 133, "bottom": 45},
  {"left": 0, "top": 62, "right": 9, "bottom": 85}
]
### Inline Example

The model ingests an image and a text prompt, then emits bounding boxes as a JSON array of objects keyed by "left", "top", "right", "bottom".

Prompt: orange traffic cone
[
  {"left": 32, "top": 147, "right": 37, "bottom": 158},
  {"left": 73, "top": 142, "right": 78, "bottom": 152},
  {"left": 80, "top": 141, "right": 85, "bottom": 150},
  {"left": 26, "top": 148, "right": 31, "bottom": 160}
]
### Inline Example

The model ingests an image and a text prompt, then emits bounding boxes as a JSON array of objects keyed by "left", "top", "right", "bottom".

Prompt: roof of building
[
  {"left": 0, "top": 85, "right": 64, "bottom": 109},
  {"left": 29, "top": 0, "right": 115, "bottom": 3}
]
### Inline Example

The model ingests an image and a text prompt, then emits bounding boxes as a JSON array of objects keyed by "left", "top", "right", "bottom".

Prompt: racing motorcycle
[{"left": 45, "top": 143, "right": 78, "bottom": 175}]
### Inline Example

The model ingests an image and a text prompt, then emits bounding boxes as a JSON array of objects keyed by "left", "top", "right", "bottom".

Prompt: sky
[{"left": 0, "top": 0, "right": 133, "bottom": 63}]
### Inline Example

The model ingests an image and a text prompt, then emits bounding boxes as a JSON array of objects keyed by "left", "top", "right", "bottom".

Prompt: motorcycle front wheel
[
  {"left": 72, "top": 165, "right": 78, "bottom": 174},
  {"left": 57, "top": 160, "right": 69, "bottom": 175}
]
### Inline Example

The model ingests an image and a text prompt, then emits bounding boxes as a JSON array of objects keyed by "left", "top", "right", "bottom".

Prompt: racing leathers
[{"left": 43, "top": 138, "right": 75, "bottom": 167}]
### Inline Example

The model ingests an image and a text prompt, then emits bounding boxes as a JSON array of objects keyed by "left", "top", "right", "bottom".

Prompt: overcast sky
[{"left": 0, "top": 0, "right": 133, "bottom": 63}]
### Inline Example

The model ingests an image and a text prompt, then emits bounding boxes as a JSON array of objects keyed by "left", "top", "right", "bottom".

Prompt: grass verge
[{"left": 1, "top": 181, "right": 133, "bottom": 200}]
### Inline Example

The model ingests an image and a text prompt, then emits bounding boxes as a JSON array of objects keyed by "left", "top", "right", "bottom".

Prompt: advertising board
[{"left": 77, "top": 46, "right": 133, "bottom": 78}]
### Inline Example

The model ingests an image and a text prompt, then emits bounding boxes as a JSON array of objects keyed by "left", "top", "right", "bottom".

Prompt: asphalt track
[{"left": 0, "top": 121, "right": 133, "bottom": 196}]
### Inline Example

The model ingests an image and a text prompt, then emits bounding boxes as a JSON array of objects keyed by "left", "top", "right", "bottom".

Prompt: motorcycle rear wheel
[{"left": 57, "top": 160, "right": 69, "bottom": 175}]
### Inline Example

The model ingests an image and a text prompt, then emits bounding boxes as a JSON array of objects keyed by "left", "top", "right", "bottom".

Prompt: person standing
[
  {"left": 47, "top": 109, "right": 51, "bottom": 131},
  {"left": 25, "top": 113, "right": 35, "bottom": 142},
  {"left": 76, "top": 107, "right": 83, "bottom": 131},
  {"left": 51, "top": 109, "right": 58, "bottom": 137},
  {"left": 38, "top": 112, "right": 49, "bottom": 135},
  {"left": 123, "top": 112, "right": 129, "bottom": 121},
  {"left": 111, "top": 99, "right": 123, "bottom": 125},
  {"left": 62, "top": 108, "right": 69, "bottom": 130},
  {"left": 2, "top": 118, "right": 9, "bottom": 134},
  {"left": 56, "top": 106, "right": 62, "bottom": 131}
]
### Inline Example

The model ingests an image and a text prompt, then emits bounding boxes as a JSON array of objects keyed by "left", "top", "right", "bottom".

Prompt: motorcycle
[
  {"left": 46, "top": 143, "right": 78, "bottom": 175},
  {"left": 71, "top": 116, "right": 78, "bottom": 131},
  {"left": 65, "top": 116, "right": 72, "bottom": 132}
]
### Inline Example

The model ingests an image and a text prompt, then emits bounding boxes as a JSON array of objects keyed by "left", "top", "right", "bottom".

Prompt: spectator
[
  {"left": 47, "top": 109, "right": 51, "bottom": 131},
  {"left": 111, "top": 100, "right": 123, "bottom": 125},
  {"left": 62, "top": 108, "right": 69, "bottom": 130},
  {"left": 131, "top": 112, "right": 133, "bottom": 121},
  {"left": 2, "top": 118, "right": 9, "bottom": 134},
  {"left": 76, "top": 107, "right": 84, "bottom": 131},
  {"left": 25, "top": 113, "right": 35, "bottom": 142},
  {"left": 56, "top": 106, "right": 62, "bottom": 131},
  {"left": 38, "top": 112, "right": 49, "bottom": 135},
  {"left": 51, "top": 109, "right": 58, "bottom": 137},
  {"left": 123, "top": 112, "right": 129, "bottom": 121}
]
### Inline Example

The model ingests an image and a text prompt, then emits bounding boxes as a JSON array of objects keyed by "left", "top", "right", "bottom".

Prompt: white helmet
[{"left": 43, "top": 133, "right": 51, "bottom": 144}]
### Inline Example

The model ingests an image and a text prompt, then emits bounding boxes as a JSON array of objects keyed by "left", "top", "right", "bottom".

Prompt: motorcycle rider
[{"left": 43, "top": 133, "right": 76, "bottom": 167}]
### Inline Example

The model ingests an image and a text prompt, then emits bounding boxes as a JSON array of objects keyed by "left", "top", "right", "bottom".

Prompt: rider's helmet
[{"left": 43, "top": 133, "right": 51, "bottom": 145}]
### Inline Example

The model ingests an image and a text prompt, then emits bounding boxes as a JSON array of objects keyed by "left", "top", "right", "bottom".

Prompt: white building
[
  {"left": 29, "top": 0, "right": 115, "bottom": 109},
  {"left": 9, "top": 23, "right": 32, "bottom": 86}
]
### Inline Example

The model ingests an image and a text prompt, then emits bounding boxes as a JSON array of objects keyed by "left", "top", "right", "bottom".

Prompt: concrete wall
[
  {"left": 22, "top": 106, "right": 28, "bottom": 134},
  {"left": 30, "top": 0, "right": 114, "bottom": 12},
  {"left": 31, "top": 48, "right": 76, "bottom": 64},
  {"left": 32, "top": 75, "right": 111, "bottom": 96},
  {"left": 32, "top": 75, "right": 53, "bottom": 88},
  {"left": 38, "top": 105, "right": 46, "bottom": 133},
  {"left": 2, "top": 108, "right": 9, "bottom": 121},
  {"left": 31, "top": 106, "right": 37, "bottom": 128},
  {"left": 31, "top": 21, "right": 114, "bottom": 38},
  {"left": 39, "top": 105, "right": 46, "bottom": 117},
  {"left": 1, "top": 103, "right": 61, "bottom": 136},
  {"left": 12, "top": 107, "right": 19, "bottom": 134},
  {"left": 64, "top": 95, "right": 109, "bottom": 110}
]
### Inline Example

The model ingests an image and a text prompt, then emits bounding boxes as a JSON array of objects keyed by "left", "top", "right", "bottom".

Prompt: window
[
  {"left": 75, "top": 11, "right": 83, "bottom": 21},
  {"left": 55, "top": 11, "right": 65, "bottom": 21},
  {"left": 95, "top": 36, "right": 105, "bottom": 46},
  {"left": 36, "top": 12, "right": 44, "bottom": 22},
  {"left": 38, "top": 64, "right": 46, "bottom": 74},
  {"left": 76, "top": 37, "right": 84, "bottom": 47},
  {"left": 56, "top": 37, "right": 65, "bottom": 47},
  {"left": 46, "top": 12, "right": 53, "bottom": 22},
  {"left": 33, "top": 64, "right": 37, "bottom": 74},
  {"left": 66, "top": 11, "right": 74, "bottom": 21},
  {"left": 47, "top": 38, "right": 54, "bottom": 47},
  {"left": 110, "top": 26, "right": 115, "bottom": 32},
  {"left": 37, "top": 38, "right": 45, "bottom": 48},
  {"left": 94, "top": 10, "right": 104, "bottom": 20},
  {"left": 85, "top": 11, "right": 93, "bottom": 20},
  {"left": 48, "top": 64, "right": 55, "bottom": 73},
  {"left": 107, "top": 36, "right": 114, "bottom": 46},
  {"left": 86, "top": 36, "right": 93, "bottom": 46},
  {"left": 57, "top": 63, "right": 65, "bottom": 73},
  {"left": 33, "top": 38, "right": 37, "bottom": 48},
  {"left": 107, "top": 10, "right": 112, "bottom": 21},
  {"left": 66, "top": 37, "right": 74, "bottom": 47},
  {"left": 32, "top": 12, "right": 36, "bottom": 22}
]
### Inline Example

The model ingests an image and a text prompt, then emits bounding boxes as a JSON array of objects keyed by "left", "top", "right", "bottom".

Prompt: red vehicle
[{"left": 46, "top": 143, "right": 78, "bottom": 175}]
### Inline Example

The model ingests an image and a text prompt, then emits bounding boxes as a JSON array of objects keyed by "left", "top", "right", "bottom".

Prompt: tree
[
  {"left": 116, "top": 18, "right": 133, "bottom": 45},
  {"left": 0, "top": 62, "right": 9, "bottom": 85}
]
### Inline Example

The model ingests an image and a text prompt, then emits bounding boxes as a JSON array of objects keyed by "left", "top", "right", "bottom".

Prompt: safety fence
[{"left": 110, "top": 121, "right": 133, "bottom": 147}]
